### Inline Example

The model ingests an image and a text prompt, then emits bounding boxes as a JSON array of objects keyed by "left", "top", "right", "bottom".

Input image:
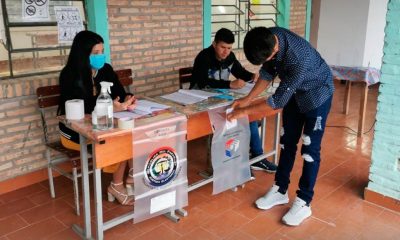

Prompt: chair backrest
[
  {"left": 115, "top": 69, "right": 133, "bottom": 92},
  {"left": 179, "top": 67, "right": 193, "bottom": 89},
  {"left": 36, "top": 85, "right": 61, "bottom": 144}
]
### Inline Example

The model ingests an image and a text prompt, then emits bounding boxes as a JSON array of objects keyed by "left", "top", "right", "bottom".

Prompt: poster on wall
[
  {"left": 54, "top": 6, "right": 84, "bottom": 44},
  {"left": 22, "top": 0, "right": 50, "bottom": 21}
]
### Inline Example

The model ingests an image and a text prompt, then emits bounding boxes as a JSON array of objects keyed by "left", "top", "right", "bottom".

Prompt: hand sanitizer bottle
[
  {"left": 91, "top": 107, "right": 98, "bottom": 130},
  {"left": 96, "top": 81, "right": 113, "bottom": 130}
]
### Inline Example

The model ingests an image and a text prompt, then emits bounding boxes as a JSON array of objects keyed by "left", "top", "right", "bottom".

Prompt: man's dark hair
[
  {"left": 214, "top": 28, "right": 235, "bottom": 44},
  {"left": 243, "top": 27, "right": 276, "bottom": 65}
]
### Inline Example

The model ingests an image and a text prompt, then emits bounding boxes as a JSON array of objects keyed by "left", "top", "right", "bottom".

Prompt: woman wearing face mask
[{"left": 58, "top": 30, "right": 136, "bottom": 206}]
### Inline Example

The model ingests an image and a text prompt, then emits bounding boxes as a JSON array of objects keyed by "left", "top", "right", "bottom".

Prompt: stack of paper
[{"left": 161, "top": 89, "right": 220, "bottom": 105}]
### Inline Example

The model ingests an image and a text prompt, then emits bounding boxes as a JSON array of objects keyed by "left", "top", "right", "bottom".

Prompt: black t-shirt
[{"left": 58, "top": 64, "right": 130, "bottom": 143}]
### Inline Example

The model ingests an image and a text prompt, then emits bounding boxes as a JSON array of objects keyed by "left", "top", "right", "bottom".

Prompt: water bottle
[
  {"left": 92, "top": 107, "right": 98, "bottom": 130},
  {"left": 96, "top": 82, "right": 114, "bottom": 130}
]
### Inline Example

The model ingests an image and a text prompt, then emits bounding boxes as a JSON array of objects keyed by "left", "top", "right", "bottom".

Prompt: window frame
[
  {"left": 0, "top": 0, "right": 87, "bottom": 79},
  {"left": 210, "top": 0, "right": 279, "bottom": 50}
]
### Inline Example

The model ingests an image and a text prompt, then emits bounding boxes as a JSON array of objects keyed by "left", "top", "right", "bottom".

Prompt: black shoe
[{"left": 251, "top": 159, "right": 277, "bottom": 173}]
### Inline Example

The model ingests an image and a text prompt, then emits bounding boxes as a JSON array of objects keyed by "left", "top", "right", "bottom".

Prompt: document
[
  {"left": 229, "top": 82, "right": 255, "bottom": 95},
  {"left": 177, "top": 89, "right": 220, "bottom": 99},
  {"left": 133, "top": 100, "right": 170, "bottom": 114},
  {"left": 225, "top": 108, "right": 237, "bottom": 130},
  {"left": 113, "top": 111, "right": 143, "bottom": 119},
  {"left": 161, "top": 89, "right": 220, "bottom": 105},
  {"left": 113, "top": 100, "right": 170, "bottom": 118}
]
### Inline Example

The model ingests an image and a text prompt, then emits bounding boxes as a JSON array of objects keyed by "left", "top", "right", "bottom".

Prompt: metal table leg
[{"left": 72, "top": 135, "right": 92, "bottom": 240}]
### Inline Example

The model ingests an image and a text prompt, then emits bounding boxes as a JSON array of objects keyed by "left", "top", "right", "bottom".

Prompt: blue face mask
[{"left": 89, "top": 54, "right": 106, "bottom": 70}]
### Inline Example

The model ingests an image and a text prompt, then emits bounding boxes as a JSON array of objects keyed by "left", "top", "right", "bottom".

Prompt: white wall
[
  {"left": 317, "top": 0, "right": 370, "bottom": 67},
  {"left": 363, "top": 0, "right": 388, "bottom": 69},
  {"left": 310, "top": 0, "right": 321, "bottom": 48}
]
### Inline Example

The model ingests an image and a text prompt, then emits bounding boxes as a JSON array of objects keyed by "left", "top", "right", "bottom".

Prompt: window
[
  {"left": 0, "top": 0, "right": 86, "bottom": 79},
  {"left": 211, "top": 0, "right": 277, "bottom": 49}
]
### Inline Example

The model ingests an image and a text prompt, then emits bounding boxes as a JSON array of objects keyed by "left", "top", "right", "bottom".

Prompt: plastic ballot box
[{"left": 131, "top": 112, "right": 188, "bottom": 223}]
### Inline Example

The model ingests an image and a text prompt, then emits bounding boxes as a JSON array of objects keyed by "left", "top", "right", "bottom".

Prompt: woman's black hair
[
  {"left": 243, "top": 27, "right": 276, "bottom": 65},
  {"left": 64, "top": 30, "right": 104, "bottom": 76},
  {"left": 58, "top": 31, "right": 104, "bottom": 115}
]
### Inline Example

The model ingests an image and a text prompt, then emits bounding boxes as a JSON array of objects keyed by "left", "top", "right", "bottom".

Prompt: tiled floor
[{"left": 1, "top": 82, "right": 400, "bottom": 240}]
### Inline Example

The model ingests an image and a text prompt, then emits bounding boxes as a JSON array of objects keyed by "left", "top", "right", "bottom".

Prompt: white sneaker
[
  {"left": 255, "top": 184, "right": 289, "bottom": 210},
  {"left": 282, "top": 197, "right": 312, "bottom": 226}
]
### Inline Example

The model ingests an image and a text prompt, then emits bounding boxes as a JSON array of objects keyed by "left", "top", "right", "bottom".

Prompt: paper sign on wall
[
  {"left": 22, "top": 0, "right": 50, "bottom": 21},
  {"left": 54, "top": 6, "right": 84, "bottom": 44}
]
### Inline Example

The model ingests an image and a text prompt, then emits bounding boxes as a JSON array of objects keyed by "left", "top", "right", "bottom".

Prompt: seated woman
[{"left": 57, "top": 30, "right": 136, "bottom": 205}]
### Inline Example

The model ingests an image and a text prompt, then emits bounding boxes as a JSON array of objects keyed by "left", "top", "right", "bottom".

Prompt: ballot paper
[{"left": 225, "top": 107, "right": 237, "bottom": 130}]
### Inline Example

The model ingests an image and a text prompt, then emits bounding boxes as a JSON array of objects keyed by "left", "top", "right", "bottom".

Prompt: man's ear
[
  {"left": 274, "top": 35, "right": 279, "bottom": 52},
  {"left": 212, "top": 41, "right": 216, "bottom": 48}
]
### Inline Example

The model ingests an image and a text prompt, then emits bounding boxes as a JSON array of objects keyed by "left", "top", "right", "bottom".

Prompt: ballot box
[{"left": 131, "top": 112, "right": 188, "bottom": 223}]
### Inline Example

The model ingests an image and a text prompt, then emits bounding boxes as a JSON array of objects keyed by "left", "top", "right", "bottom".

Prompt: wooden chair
[
  {"left": 115, "top": 68, "right": 133, "bottom": 92},
  {"left": 178, "top": 67, "right": 193, "bottom": 89},
  {"left": 36, "top": 85, "right": 83, "bottom": 216},
  {"left": 36, "top": 69, "right": 132, "bottom": 216}
]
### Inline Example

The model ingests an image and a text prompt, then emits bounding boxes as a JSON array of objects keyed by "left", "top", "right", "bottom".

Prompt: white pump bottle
[{"left": 96, "top": 81, "right": 113, "bottom": 130}]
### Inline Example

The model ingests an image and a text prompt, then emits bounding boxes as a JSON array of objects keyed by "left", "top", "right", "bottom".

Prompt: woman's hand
[{"left": 113, "top": 95, "right": 137, "bottom": 112}]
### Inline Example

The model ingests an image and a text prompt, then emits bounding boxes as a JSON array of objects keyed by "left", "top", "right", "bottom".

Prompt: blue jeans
[
  {"left": 250, "top": 121, "right": 263, "bottom": 157},
  {"left": 275, "top": 96, "right": 332, "bottom": 204}
]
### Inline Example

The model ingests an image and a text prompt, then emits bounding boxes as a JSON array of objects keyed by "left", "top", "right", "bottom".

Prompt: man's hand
[
  {"left": 231, "top": 96, "right": 251, "bottom": 109},
  {"left": 227, "top": 108, "right": 247, "bottom": 121},
  {"left": 113, "top": 95, "right": 137, "bottom": 112},
  {"left": 230, "top": 79, "right": 246, "bottom": 89}
]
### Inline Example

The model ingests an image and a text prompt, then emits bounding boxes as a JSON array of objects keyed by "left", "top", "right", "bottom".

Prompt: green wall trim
[
  {"left": 305, "top": 0, "right": 312, "bottom": 41},
  {"left": 85, "top": 0, "right": 111, "bottom": 63},
  {"left": 277, "top": 0, "right": 291, "bottom": 28},
  {"left": 368, "top": 0, "right": 400, "bottom": 201},
  {"left": 203, "top": 0, "right": 212, "bottom": 48}
]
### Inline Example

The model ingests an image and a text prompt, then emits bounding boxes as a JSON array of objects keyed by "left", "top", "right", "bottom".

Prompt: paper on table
[
  {"left": 161, "top": 89, "right": 221, "bottom": 105},
  {"left": 161, "top": 92, "right": 205, "bottom": 105},
  {"left": 178, "top": 89, "right": 220, "bottom": 99},
  {"left": 113, "top": 111, "right": 144, "bottom": 119},
  {"left": 230, "top": 82, "right": 255, "bottom": 95},
  {"left": 133, "top": 99, "right": 170, "bottom": 114}
]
